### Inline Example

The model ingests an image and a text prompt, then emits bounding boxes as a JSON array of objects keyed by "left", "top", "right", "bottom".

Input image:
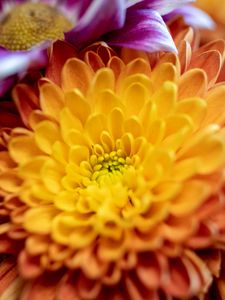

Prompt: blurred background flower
[
  {"left": 0, "top": 0, "right": 213, "bottom": 97},
  {"left": 196, "top": 0, "right": 225, "bottom": 25},
  {"left": 0, "top": 20, "right": 225, "bottom": 297},
  {"left": 193, "top": 0, "right": 225, "bottom": 44},
  {"left": 193, "top": 0, "right": 225, "bottom": 81}
]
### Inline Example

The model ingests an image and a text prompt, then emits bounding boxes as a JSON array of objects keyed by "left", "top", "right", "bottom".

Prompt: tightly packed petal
[{"left": 0, "top": 22, "right": 225, "bottom": 298}]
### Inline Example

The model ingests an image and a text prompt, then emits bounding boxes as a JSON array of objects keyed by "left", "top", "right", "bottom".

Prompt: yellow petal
[
  {"left": 0, "top": 171, "right": 22, "bottom": 193},
  {"left": 19, "top": 156, "right": 48, "bottom": 179},
  {"left": 176, "top": 97, "right": 206, "bottom": 127},
  {"left": 139, "top": 100, "right": 157, "bottom": 131},
  {"left": 121, "top": 133, "right": 134, "bottom": 156},
  {"left": 61, "top": 58, "right": 93, "bottom": 93},
  {"left": 69, "top": 145, "right": 90, "bottom": 165},
  {"left": 9, "top": 135, "right": 42, "bottom": 164},
  {"left": 124, "top": 117, "right": 142, "bottom": 137},
  {"left": 90, "top": 68, "right": 115, "bottom": 95},
  {"left": 170, "top": 180, "right": 210, "bottom": 216},
  {"left": 123, "top": 82, "right": 148, "bottom": 116},
  {"left": 60, "top": 108, "right": 83, "bottom": 142},
  {"left": 95, "top": 90, "right": 122, "bottom": 115},
  {"left": 165, "top": 114, "right": 194, "bottom": 136},
  {"left": 30, "top": 183, "right": 55, "bottom": 203},
  {"left": 65, "top": 89, "right": 91, "bottom": 125},
  {"left": 147, "top": 119, "right": 165, "bottom": 144},
  {"left": 152, "top": 81, "right": 177, "bottom": 118},
  {"left": 34, "top": 121, "right": 61, "bottom": 154},
  {"left": 173, "top": 158, "right": 200, "bottom": 181},
  {"left": 178, "top": 127, "right": 225, "bottom": 174},
  {"left": 40, "top": 83, "right": 64, "bottom": 119},
  {"left": 69, "top": 227, "right": 96, "bottom": 248},
  {"left": 109, "top": 108, "right": 124, "bottom": 140},
  {"left": 41, "top": 159, "right": 64, "bottom": 194},
  {"left": 123, "top": 58, "right": 151, "bottom": 77},
  {"left": 152, "top": 181, "right": 182, "bottom": 202},
  {"left": 24, "top": 205, "right": 59, "bottom": 234},
  {"left": 152, "top": 63, "right": 177, "bottom": 90},
  {"left": 54, "top": 191, "right": 77, "bottom": 211},
  {"left": 66, "top": 129, "right": 91, "bottom": 148},
  {"left": 85, "top": 114, "right": 107, "bottom": 144},
  {"left": 118, "top": 74, "right": 153, "bottom": 96},
  {"left": 52, "top": 141, "right": 68, "bottom": 165},
  {"left": 52, "top": 213, "right": 94, "bottom": 245}
]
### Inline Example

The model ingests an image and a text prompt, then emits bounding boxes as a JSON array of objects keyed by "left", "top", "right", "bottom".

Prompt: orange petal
[
  {"left": 46, "top": 40, "right": 77, "bottom": 85},
  {"left": 39, "top": 83, "right": 65, "bottom": 120},
  {"left": 18, "top": 251, "right": 43, "bottom": 279},
  {"left": 61, "top": 58, "right": 93, "bottom": 93},
  {"left": 84, "top": 51, "right": 105, "bottom": 72},
  {"left": 178, "top": 69, "right": 207, "bottom": 98},
  {"left": 13, "top": 84, "right": 39, "bottom": 128},
  {"left": 189, "top": 50, "right": 222, "bottom": 87}
]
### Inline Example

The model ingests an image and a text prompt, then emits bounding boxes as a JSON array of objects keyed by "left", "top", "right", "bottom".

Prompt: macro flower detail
[
  {"left": 0, "top": 0, "right": 207, "bottom": 97},
  {"left": 0, "top": 32, "right": 225, "bottom": 299}
]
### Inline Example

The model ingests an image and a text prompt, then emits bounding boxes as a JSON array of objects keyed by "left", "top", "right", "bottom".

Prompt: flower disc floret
[{"left": 0, "top": 2, "right": 73, "bottom": 50}]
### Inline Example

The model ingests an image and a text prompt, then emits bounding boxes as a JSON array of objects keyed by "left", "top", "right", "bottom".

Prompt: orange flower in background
[
  {"left": 195, "top": 0, "right": 225, "bottom": 44},
  {"left": 196, "top": 0, "right": 225, "bottom": 25},
  {"left": 0, "top": 27, "right": 225, "bottom": 299}
]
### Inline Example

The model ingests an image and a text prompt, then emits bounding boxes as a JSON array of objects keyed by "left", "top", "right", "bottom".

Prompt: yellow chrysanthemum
[{"left": 1, "top": 34, "right": 225, "bottom": 299}]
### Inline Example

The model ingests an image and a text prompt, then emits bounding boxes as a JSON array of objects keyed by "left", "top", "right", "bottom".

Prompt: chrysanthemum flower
[
  {"left": 0, "top": 25, "right": 225, "bottom": 299},
  {"left": 0, "top": 0, "right": 212, "bottom": 97}
]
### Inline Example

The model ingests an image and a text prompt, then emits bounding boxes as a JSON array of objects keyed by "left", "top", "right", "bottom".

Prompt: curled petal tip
[
  {"left": 107, "top": 10, "right": 177, "bottom": 53},
  {"left": 164, "top": 5, "right": 215, "bottom": 30}
]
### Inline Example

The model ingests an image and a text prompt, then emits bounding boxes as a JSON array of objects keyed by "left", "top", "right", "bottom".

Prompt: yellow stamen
[
  {"left": 0, "top": 2, "right": 73, "bottom": 51},
  {"left": 89, "top": 148, "right": 131, "bottom": 183}
]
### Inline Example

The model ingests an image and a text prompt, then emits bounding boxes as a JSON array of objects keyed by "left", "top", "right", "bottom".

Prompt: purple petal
[
  {"left": 0, "top": 76, "right": 15, "bottom": 97},
  {"left": 65, "top": 0, "right": 126, "bottom": 49},
  {"left": 62, "top": 0, "right": 92, "bottom": 17},
  {"left": 0, "top": 0, "right": 25, "bottom": 10},
  {"left": 164, "top": 5, "right": 215, "bottom": 29},
  {"left": 106, "top": 9, "right": 177, "bottom": 53},
  {"left": 127, "top": 0, "right": 194, "bottom": 15},
  {"left": 0, "top": 45, "right": 48, "bottom": 80}
]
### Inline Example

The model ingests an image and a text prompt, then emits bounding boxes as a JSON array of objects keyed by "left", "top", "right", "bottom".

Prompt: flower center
[
  {"left": 0, "top": 2, "right": 73, "bottom": 50},
  {"left": 89, "top": 148, "right": 131, "bottom": 184}
]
